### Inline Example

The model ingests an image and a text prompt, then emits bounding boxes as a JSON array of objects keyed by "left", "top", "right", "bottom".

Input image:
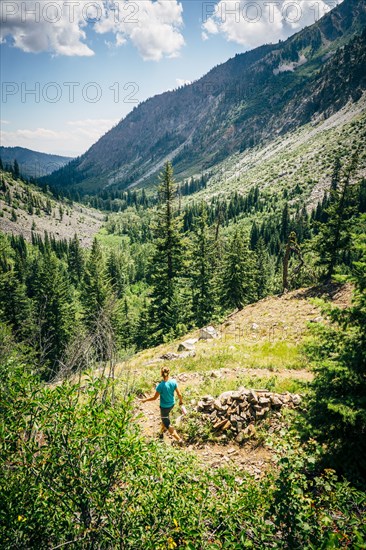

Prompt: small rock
[
  {"left": 258, "top": 397, "right": 271, "bottom": 406},
  {"left": 199, "top": 326, "right": 219, "bottom": 340},
  {"left": 291, "top": 394, "right": 302, "bottom": 406},
  {"left": 177, "top": 339, "right": 196, "bottom": 352},
  {"left": 222, "top": 420, "right": 232, "bottom": 431},
  {"left": 219, "top": 391, "right": 236, "bottom": 400},
  {"left": 270, "top": 395, "right": 282, "bottom": 408},
  {"left": 160, "top": 352, "right": 179, "bottom": 360},
  {"left": 251, "top": 323, "right": 259, "bottom": 330},
  {"left": 213, "top": 418, "right": 229, "bottom": 430},
  {"left": 248, "top": 390, "right": 258, "bottom": 404}
]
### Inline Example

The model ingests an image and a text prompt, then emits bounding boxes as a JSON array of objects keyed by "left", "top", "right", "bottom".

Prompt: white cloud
[
  {"left": 94, "top": 0, "right": 185, "bottom": 61},
  {"left": 0, "top": 1, "right": 94, "bottom": 56},
  {"left": 0, "top": 118, "right": 119, "bottom": 156},
  {"left": 0, "top": 0, "right": 185, "bottom": 60},
  {"left": 202, "top": 0, "right": 337, "bottom": 49}
]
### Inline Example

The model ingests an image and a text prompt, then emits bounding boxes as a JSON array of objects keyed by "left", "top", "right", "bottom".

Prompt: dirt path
[{"left": 135, "top": 398, "right": 275, "bottom": 479}]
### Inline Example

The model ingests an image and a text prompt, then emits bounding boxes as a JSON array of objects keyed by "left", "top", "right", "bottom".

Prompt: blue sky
[{"left": 0, "top": 0, "right": 340, "bottom": 156}]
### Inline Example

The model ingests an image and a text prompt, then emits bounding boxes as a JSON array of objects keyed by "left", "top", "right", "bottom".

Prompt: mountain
[
  {"left": 0, "top": 169, "right": 103, "bottom": 246},
  {"left": 0, "top": 147, "right": 73, "bottom": 178},
  {"left": 44, "top": 0, "right": 366, "bottom": 194}
]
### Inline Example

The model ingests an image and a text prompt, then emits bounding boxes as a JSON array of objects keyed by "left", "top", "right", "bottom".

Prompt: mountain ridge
[
  {"left": 0, "top": 146, "right": 73, "bottom": 178},
  {"left": 44, "top": 0, "right": 366, "bottom": 193}
]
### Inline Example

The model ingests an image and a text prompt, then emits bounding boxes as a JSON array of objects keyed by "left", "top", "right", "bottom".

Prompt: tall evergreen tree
[
  {"left": 148, "top": 162, "right": 185, "bottom": 343},
  {"left": 308, "top": 224, "right": 366, "bottom": 484},
  {"left": 68, "top": 234, "right": 84, "bottom": 286},
  {"left": 314, "top": 154, "right": 359, "bottom": 280},
  {"left": 191, "top": 202, "right": 216, "bottom": 327},
  {"left": 0, "top": 236, "right": 33, "bottom": 341},
  {"left": 80, "top": 238, "right": 111, "bottom": 331},
  {"left": 117, "top": 297, "right": 134, "bottom": 350},
  {"left": 13, "top": 159, "right": 20, "bottom": 179},
  {"left": 135, "top": 298, "right": 150, "bottom": 350},
  {"left": 107, "top": 248, "right": 127, "bottom": 299},
  {"left": 220, "top": 229, "right": 256, "bottom": 311},
  {"left": 33, "top": 250, "right": 76, "bottom": 377}
]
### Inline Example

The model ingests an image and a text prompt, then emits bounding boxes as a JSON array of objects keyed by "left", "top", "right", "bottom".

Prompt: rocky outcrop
[
  {"left": 196, "top": 388, "right": 302, "bottom": 443},
  {"left": 160, "top": 350, "right": 196, "bottom": 361},
  {"left": 177, "top": 338, "right": 198, "bottom": 352},
  {"left": 199, "top": 326, "right": 219, "bottom": 340}
]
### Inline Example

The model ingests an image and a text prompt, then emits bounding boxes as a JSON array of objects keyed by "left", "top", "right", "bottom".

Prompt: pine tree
[
  {"left": 107, "top": 248, "right": 127, "bottom": 299},
  {"left": 33, "top": 250, "right": 76, "bottom": 377},
  {"left": 117, "top": 297, "right": 134, "bottom": 351},
  {"left": 314, "top": 154, "right": 359, "bottom": 280},
  {"left": 191, "top": 202, "right": 216, "bottom": 327},
  {"left": 148, "top": 162, "right": 185, "bottom": 343},
  {"left": 80, "top": 238, "right": 110, "bottom": 331},
  {"left": 220, "top": 229, "right": 256, "bottom": 311},
  {"left": 0, "top": 236, "right": 33, "bottom": 341},
  {"left": 13, "top": 159, "right": 20, "bottom": 179},
  {"left": 68, "top": 234, "right": 84, "bottom": 286},
  {"left": 250, "top": 220, "right": 259, "bottom": 250},
  {"left": 135, "top": 298, "right": 150, "bottom": 350},
  {"left": 307, "top": 223, "right": 366, "bottom": 483}
]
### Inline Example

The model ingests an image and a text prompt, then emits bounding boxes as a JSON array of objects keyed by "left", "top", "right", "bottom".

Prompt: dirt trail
[{"left": 135, "top": 398, "right": 275, "bottom": 478}]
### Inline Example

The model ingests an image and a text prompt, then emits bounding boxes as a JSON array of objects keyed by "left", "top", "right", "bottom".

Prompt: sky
[{"left": 0, "top": 0, "right": 341, "bottom": 157}]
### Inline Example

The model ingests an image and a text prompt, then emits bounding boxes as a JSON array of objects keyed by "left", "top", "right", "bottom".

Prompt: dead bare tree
[{"left": 53, "top": 298, "right": 118, "bottom": 395}]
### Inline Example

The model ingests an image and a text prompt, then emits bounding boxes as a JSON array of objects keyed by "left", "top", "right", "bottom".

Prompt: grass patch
[{"left": 96, "top": 228, "right": 127, "bottom": 248}]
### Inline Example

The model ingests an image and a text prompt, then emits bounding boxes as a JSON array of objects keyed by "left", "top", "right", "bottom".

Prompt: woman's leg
[
  {"left": 168, "top": 426, "right": 183, "bottom": 442},
  {"left": 160, "top": 407, "right": 183, "bottom": 443}
]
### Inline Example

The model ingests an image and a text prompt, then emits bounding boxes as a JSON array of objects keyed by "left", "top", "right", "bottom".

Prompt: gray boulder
[{"left": 199, "top": 326, "right": 219, "bottom": 340}]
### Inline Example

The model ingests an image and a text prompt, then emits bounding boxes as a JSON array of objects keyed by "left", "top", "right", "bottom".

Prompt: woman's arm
[
  {"left": 176, "top": 387, "right": 183, "bottom": 405},
  {"left": 141, "top": 391, "right": 160, "bottom": 403}
]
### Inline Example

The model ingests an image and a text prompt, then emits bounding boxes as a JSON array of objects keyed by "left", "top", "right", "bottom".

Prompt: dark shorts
[{"left": 160, "top": 406, "right": 174, "bottom": 429}]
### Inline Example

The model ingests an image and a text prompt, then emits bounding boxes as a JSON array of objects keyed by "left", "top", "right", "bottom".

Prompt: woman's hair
[{"left": 161, "top": 367, "right": 170, "bottom": 379}]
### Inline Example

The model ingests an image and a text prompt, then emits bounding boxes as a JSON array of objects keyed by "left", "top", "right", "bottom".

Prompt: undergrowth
[{"left": 1, "top": 351, "right": 365, "bottom": 549}]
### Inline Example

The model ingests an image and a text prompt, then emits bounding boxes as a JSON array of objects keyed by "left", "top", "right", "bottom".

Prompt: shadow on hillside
[{"left": 289, "top": 282, "right": 350, "bottom": 303}]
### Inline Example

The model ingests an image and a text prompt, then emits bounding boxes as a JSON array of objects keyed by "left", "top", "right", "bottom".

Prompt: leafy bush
[
  {"left": 1, "top": 347, "right": 365, "bottom": 549},
  {"left": 305, "top": 226, "right": 366, "bottom": 486}
]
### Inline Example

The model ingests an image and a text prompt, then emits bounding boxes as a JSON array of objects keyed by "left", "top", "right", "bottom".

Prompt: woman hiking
[{"left": 140, "top": 367, "right": 184, "bottom": 445}]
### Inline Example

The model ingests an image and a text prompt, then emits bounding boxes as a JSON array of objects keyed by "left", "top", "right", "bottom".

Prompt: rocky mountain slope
[
  {"left": 44, "top": 0, "right": 366, "bottom": 193},
  {"left": 0, "top": 147, "right": 72, "bottom": 178},
  {"left": 182, "top": 94, "right": 366, "bottom": 212},
  {"left": 0, "top": 170, "right": 103, "bottom": 246}
]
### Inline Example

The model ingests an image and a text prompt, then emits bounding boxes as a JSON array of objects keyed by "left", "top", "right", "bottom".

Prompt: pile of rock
[{"left": 196, "top": 389, "right": 302, "bottom": 443}]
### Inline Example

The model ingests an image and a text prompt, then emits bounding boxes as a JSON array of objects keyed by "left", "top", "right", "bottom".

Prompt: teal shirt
[{"left": 156, "top": 379, "right": 177, "bottom": 408}]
